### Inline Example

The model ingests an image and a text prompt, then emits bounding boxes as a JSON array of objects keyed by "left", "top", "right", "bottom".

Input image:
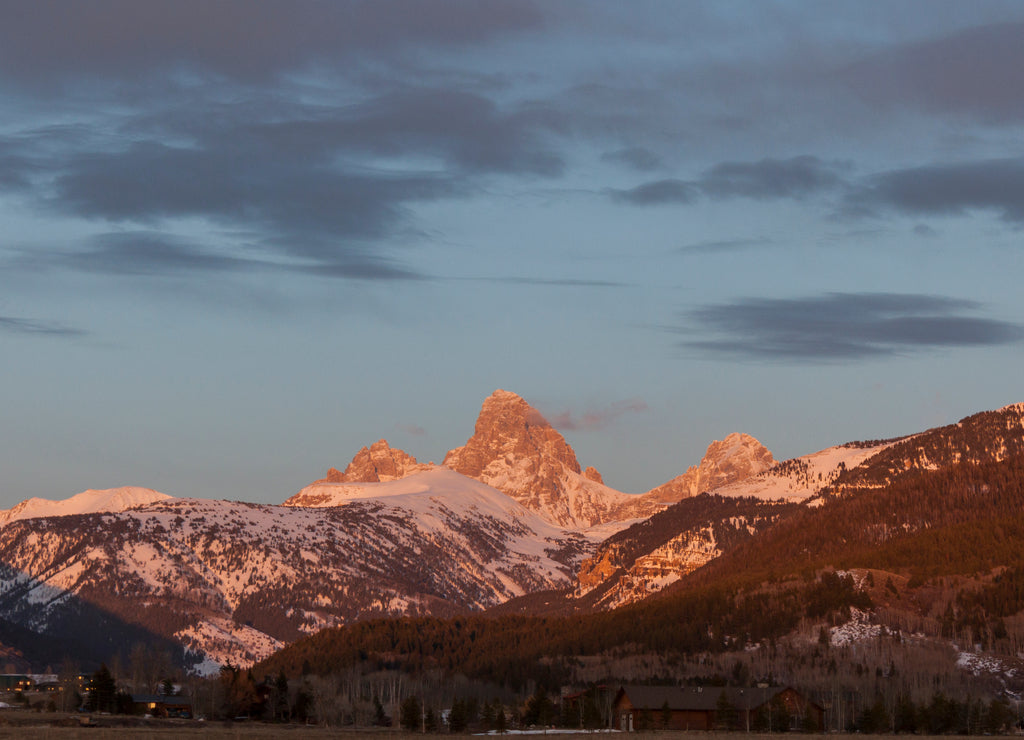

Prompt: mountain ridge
[{"left": 2, "top": 392, "right": 1021, "bottom": 679}]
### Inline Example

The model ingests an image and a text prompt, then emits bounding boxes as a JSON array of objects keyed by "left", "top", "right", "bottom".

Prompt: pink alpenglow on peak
[
  {"left": 0, "top": 486, "right": 171, "bottom": 526},
  {"left": 442, "top": 389, "right": 632, "bottom": 528},
  {"left": 643, "top": 433, "right": 775, "bottom": 505},
  {"left": 320, "top": 439, "right": 428, "bottom": 484}
]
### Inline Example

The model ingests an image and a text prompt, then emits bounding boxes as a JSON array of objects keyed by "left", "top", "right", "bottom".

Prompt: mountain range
[{"left": 1, "top": 390, "right": 1022, "bottom": 678}]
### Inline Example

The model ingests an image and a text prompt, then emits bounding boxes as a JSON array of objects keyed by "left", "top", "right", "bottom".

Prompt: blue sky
[{"left": 3, "top": 1, "right": 1024, "bottom": 507}]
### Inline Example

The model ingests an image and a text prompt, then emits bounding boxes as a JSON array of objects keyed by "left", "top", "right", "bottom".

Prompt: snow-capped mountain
[
  {"left": 0, "top": 468, "right": 604, "bottom": 670},
  {"left": 4, "top": 391, "right": 1020, "bottom": 675},
  {"left": 642, "top": 433, "right": 775, "bottom": 505},
  {"left": 0, "top": 486, "right": 171, "bottom": 526},
  {"left": 442, "top": 389, "right": 636, "bottom": 528},
  {"left": 710, "top": 440, "right": 899, "bottom": 504}
]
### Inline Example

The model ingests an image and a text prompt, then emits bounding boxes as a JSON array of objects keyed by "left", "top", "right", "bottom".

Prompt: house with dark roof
[
  {"left": 612, "top": 684, "right": 823, "bottom": 732},
  {"left": 129, "top": 694, "right": 193, "bottom": 718}
]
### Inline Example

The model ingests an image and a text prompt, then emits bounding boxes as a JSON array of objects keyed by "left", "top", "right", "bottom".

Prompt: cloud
[
  {"left": 0, "top": 0, "right": 544, "bottom": 87},
  {"left": 848, "top": 157, "right": 1024, "bottom": 222},
  {"left": 602, "top": 146, "right": 662, "bottom": 171},
  {"left": 466, "top": 276, "right": 627, "bottom": 287},
  {"left": 397, "top": 423, "right": 427, "bottom": 437},
  {"left": 327, "top": 88, "right": 564, "bottom": 176},
  {"left": 548, "top": 398, "right": 648, "bottom": 431},
  {"left": 0, "top": 316, "right": 86, "bottom": 338},
  {"left": 675, "top": 293, "right": 1024, "bottom": 362},
  {"left": 697, "top": 156, "right": 847, "bottom": 200},
  {"left": 607, "top": 179, "right": 697, "bottom": 205},
  {"left": 677, "top": 237, "right": 773, "bottom": 255},
  {"left": 4, "top": 78, "right": 569, "bottom": 282},
  {"left": 54, "top": 140, "right": 458, "bottom": 241},
  {"left": 65, "top": 232, "right": 257, "bottom": 275},
  {"left": 839, "top": 21, "right": 1024, "bottom": 122},
  {"left": 50, "top": 232, "right": 427, "bottom": 282},
  {"left": 610, "top": 156, "right": 847, "bottom": 207}
]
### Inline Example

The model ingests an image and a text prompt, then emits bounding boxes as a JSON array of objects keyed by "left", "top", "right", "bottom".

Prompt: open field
[
  {"left": 0, "top": 714, "right": 871, "bottom": 740},
  {"left": 0, "top": 715, "right": 990, "bottom": 740}
]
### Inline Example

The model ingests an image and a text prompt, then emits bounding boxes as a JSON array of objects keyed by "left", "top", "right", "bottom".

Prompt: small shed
[{"left": 612, "top": 684, "right": 823, "bottom": 732}]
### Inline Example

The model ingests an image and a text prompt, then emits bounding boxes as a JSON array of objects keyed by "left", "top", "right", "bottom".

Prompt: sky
[{"left": 3, "top": 1, "right": 1024, "bottom": 508}]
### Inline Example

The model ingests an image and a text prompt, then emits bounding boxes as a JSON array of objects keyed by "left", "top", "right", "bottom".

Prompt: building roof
[
  {"left": 615, "top": 685, "right": 787, "bottom": 712},
  {"left": 130, "top": 694, "right": 192, "bottom": 706}
]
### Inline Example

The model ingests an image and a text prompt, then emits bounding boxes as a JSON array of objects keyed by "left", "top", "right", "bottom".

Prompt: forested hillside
[{"left": 260, "top": 452, "right": 1024, "bottom": 700}]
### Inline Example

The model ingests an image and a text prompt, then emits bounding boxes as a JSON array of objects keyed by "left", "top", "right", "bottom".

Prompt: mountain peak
[
  {"left": 702, "top": 432, "right": 775, "bottom": 482},
  {"left": 0, "top": 486, "right": 170, "bottom": 527},
  {"left": 644, "top": 432, "right": 774, "bottom": 504},
  {"left": 322, "top": 439, "right": 426, "bottom": 484},
  {"left": 444, "top": 390, "right": 630, "bottom": 527},
  {"left": 444, "top": 390, "right": 581, "bottom": 478}
]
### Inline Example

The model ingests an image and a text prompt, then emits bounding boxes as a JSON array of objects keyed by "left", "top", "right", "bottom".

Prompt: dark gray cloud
[
  {"left": 0, "top": 0, "right": 543, "bottom": 87},
  {"left": 6, "top": 80, "right": 566, "bottom": 281},
  {"left": 610, "top": 156, "right": 847, "bottom": 207},
  {"left": 601, "top": 146, "right": 662, "bottom": 172},
  {"left": 608, "top": 179, "right": 697, "bottom": 205},
  {"left": 0, "top": 316, "right": 86, "bottom": 338},
  {"left": 698, "top": 156, "right": 847, "bottom": 199},
  {"left": 254, "top": 88, "right": 564, "bottom": 176},
  {"left": 849, "top": 157, "right": 1024, "bottom": 222},
  {"left": 676, "top": 293, "right": 1024, "bottom": 362},
  {"left": 53, "top": 141, "right": 457, "bottom": 243},
  {"left": 839, "top": 21, "right": 1024, "bottom": 122}
]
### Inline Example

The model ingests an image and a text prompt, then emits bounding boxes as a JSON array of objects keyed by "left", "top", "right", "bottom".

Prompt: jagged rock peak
[
  {"left": 324, "top": 439, "right": 424, "bottom": 483},
  {"left": 583, "top": 466, "right": 604, "bottom": 484},
  {"left": 702, "top": 433, "right": 775, "bottom": 483},
  {"left": 645, "top": 432, "right": 774, "bottom": 504},
  {"left": 442, "top": 390, "right": 625, "bottom": 527},
  {"left": 443, "top": 389, "right": 581, "bottom": 476}
]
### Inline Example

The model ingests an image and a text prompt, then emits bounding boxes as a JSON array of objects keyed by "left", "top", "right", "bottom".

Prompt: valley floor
[{"left": 0, "top": 715, "right": 1012, "bottom": 740}]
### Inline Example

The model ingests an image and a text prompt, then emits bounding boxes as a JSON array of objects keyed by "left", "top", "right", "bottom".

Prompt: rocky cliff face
[
  {"left": 442, "top": 390, "right": 632, "bottom": 528},
  {"left": 321, "top": 439, "right": 428, "bottom": 483},
  {"left": 575, "top": 494, "right": 798, "bottom": 609}
]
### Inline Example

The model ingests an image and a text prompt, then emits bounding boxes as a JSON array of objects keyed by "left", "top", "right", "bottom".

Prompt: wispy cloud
[
  {"left": 0, "top": 316, "right": 86, "bottom": 338},
  {"left": 607, "top": 179, "right": 697, "bottom": 205},
  {"left": 674, "top": 293, "right": 1024, "bottom": 362},
  {"left": 677, "top": 236, "right": 773, "bottom": 255},
  {"left": 609, "top": 156, "right": 848, "bottom": 207},
  {"left": 601, "top": 146, "right": 662, "bottom": 172},
  {"left": 396, "top": 423, "right": 427, "bottom": 437},
  {"left": 463, "top": 276, "right": 628, "bottom": 288},
  {"left": 698, "top": 156, "right": 847, "bottom": 200},
  {"left": 548, "top": 398, "right": 648, "bottom": 431}
]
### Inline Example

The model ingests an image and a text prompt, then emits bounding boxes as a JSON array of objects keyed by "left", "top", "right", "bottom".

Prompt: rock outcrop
[
  {"left": 322, "top": 439, "right": 427, "bottom": 483},
  {"left": 443, "top": 390, "right": 631, "bottom": 527},
  {"left": 643, "top": 432, "right": 775, "bottom": 505}
]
